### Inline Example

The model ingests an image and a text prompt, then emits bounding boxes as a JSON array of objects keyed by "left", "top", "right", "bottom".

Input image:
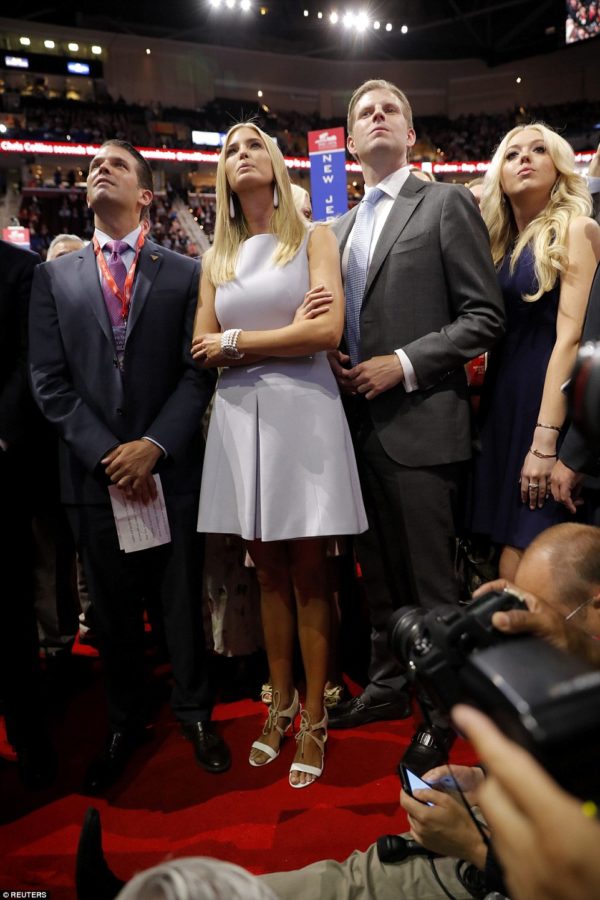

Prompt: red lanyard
[{"left": 93, "top": 231, "right": 145, "bottom": 321}]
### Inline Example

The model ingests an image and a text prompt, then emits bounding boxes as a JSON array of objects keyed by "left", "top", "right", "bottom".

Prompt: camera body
[{"left": 390, "top": 590, "right": 600, "bottom": 802}]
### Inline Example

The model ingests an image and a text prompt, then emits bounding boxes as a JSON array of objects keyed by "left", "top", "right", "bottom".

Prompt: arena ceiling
[{"left": 19, "top": 0, "right": 564, "bottom": 65}]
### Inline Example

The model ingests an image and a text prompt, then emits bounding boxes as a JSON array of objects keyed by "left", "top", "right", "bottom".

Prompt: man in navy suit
[
  {"left": 0, "top": 238, "right": 57, "bottom": 788},
  {"left": 29, "top": 140, "right": 230, "bottom": 792}
]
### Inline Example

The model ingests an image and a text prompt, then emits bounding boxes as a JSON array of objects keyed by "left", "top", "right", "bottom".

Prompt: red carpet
[{"left": 0, "top": 660, "right": 475, "bottom": 899}]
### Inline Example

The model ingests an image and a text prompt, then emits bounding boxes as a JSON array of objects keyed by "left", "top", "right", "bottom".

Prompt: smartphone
[{"left": 398, "top": 764, "right": 435, "bottom": 806}]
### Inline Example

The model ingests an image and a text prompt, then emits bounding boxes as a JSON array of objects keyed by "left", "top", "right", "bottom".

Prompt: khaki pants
[{"left": 262, "top": 836, "right": 475, "bottom": 900}]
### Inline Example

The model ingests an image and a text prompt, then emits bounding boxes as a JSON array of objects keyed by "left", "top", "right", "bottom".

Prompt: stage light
[
  {"left": 68, "top": 42, "right": 79, "bottom": 51},
  {"left": 241, "top": 0, "right": 251, "bottom": 9},
  {"left": 225, "top": 0, "right": 235, "bottom": 8},
  {"left": 258, "top": 89, "right": 263, "bottom": 97},
  {"left": 385, "top": 22, "right": 392, "bottom": 31},
  {"left": 516, "top": 75, "right": 522, "bottom": 83},
  {"left": 146, "top": 48, "right": 151, "bottom": 54},
  {"left": 317, "top": 10, "right": 323, "bottom": 18},
  {"left": 330, "top": 11, "right": 339, "bottom": 24},
  {"left": 343, "top": 13, "right": 354, "bottom": 29},
  {"left": 304, "top": 9, "right": 309, "bottom": 16},
  {"left": 401, "top": 24, "right": 408, "bottom": 34},
  {"left": 260, "top": 5, "right": 268, "bottom": 13},
  {"left": 210, "top": 0, "right": 221, "bottom": 6},
  {"left": 355, "top": 12, "right": 369, "bottom": 31},
  {"left": 44, "top": 40, "right": 55, "bottom": 49},
  {"left": 19, "top": 36, "right": 30, "bottom": 46},
  {"left": 0, "top": 124, "right": 7, "bottom": 134},
  {"left": 91, "top": 45, "right": 102, "bottom": 54},
  {"left": 373, "top": 20, "right": 380, "bottom": 29}
]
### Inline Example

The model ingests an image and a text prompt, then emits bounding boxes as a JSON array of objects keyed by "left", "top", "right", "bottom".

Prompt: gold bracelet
[
  {"left": 529, "top": 447, "right": 557, "bottom": 459},
  {"left": 535, "top": 422, "right": 561, "bottom": 433}
]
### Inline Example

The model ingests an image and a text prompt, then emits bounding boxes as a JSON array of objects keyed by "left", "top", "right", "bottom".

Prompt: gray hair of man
[
  {"left": 47, "top": 233, "right": 86, "bottom": 260},
  {"left": 115, "top": 857, "right": 278, "bottom": 900}
]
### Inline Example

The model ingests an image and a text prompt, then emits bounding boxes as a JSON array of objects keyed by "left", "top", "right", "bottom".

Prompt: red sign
[
  {"left": 308, "top": 127, "right": 345, "bottom": 155},
  {"left": 3, "top": 225, "right": 30, "bottom": 247}
]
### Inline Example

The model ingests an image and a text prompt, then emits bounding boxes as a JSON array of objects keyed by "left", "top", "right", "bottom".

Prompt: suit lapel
[
  {"left": 363, "top": 176, "right": 425, "bottom": 299},
  {"left": 126, "top": 242, "right": 163, "bottom": 340},
  {"left": 333, "top": 206, "right": 359, "bottom": 256},
  {"left": 79, "top": 243, "right": 115, "bottom": 348}
]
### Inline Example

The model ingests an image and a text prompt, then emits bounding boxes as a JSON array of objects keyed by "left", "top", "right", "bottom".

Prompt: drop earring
[
  {"left": 229, "top": 193, "right": 236, "bottom": 219},
  {"left": 273, "top": 184, "right": 279, "bottom": 209}
]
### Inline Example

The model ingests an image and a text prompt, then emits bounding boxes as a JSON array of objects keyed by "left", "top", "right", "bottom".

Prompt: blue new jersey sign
[{"left": 308, "top": 127, "right": 348, "bottom": 221}]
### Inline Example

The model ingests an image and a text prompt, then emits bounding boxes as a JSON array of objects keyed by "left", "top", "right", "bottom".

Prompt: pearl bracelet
[{"left": 221, "top": 328, "right": 244, "bottom": 360}]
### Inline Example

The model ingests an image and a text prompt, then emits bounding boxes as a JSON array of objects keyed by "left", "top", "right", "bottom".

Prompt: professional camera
[{"left": 389, "top": 590, "right": 600, "bottom": 803}]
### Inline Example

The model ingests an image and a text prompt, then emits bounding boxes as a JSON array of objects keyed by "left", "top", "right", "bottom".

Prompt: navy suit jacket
[
  {"left": 0, "top": 240, "right": 40, "bottom": 448},
  {"left": 29, "top": 238, "right": 215, "bottom": 504}
]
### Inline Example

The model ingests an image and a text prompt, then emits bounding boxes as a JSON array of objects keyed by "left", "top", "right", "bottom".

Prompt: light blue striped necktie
[{"left": 344, "top": 187, "right": 385, "bottom": 366}]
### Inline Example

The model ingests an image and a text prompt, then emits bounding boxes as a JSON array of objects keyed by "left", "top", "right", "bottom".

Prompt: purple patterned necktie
[{"left": 102, "top": 239, "right": 129, "bottom": 359}]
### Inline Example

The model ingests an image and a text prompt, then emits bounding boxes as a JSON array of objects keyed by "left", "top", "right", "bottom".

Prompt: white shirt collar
[
  {"left": 365, "top": 165, "right": 412, "bottom": 203},
  {"left": 94, "top": 225, "right": 142, "bottom": 250}
]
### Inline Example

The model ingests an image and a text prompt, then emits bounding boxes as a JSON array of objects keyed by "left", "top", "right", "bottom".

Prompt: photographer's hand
[
  {"left": 474, "top": 578, "right": 600, "bottom": 667},
  {"left": 453, "top": 704, "right": 600, "bottom": 900},
  {"left": 423, "top": 763, "right": 486, "bottom": 805},
  {"left": 400, "top": 787, "right": 488, "bottom": 869}
]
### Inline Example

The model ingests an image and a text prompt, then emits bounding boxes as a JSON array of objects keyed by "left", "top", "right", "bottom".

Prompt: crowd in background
[{"left": 3, "top": 88, "right": 600, "bottom": 159}]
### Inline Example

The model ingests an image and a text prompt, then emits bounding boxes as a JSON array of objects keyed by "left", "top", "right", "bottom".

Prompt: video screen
[{"left": 566, "top": 0, "right": 600, "bottom": 43}]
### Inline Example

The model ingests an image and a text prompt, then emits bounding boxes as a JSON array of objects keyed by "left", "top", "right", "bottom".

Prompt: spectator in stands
[{"left": 470, "top": 123, "right": 600, "bottom": 579}]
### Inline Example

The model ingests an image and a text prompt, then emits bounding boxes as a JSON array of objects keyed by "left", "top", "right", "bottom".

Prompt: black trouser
[
  {"left": 0, "top": 447, "right": 45, "bottom": 749},
  {"left": 67, "top": 492, "right": 212, "bottom": 731},
  {"left": 350, "top": 405, "right": 464, "bottom": 704}
]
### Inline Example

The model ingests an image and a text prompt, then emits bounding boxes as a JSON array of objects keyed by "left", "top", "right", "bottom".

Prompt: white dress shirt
[{"left": 342, "top": 165, "right": 419, "bottom": 391}]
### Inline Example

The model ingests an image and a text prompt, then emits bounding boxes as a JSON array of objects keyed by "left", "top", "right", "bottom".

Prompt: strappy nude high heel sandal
[
  {"left": 249, "top": 689, "right": 299, "bottom": 767},
  {"left": 289, "top": 707, "right": 328, "bottom": 788}
]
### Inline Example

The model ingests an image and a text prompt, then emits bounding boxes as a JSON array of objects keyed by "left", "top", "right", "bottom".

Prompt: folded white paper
[{"left": 108, "top": 474, "right": 171, "bottom": 552}]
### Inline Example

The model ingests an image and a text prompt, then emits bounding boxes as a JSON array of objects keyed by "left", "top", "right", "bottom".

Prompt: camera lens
[{"left": 389, "top": 606, "right": 430, "bottom": 666}]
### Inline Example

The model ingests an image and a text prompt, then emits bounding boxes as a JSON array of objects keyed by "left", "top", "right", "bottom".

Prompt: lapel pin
[{"left": 150, "top": 254, "right": 159, "bottom": 261}]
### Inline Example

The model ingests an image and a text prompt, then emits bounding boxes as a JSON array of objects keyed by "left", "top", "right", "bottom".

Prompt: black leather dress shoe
[
  {"left": 400, "top": 724, "right": 456, "bottom": 777},
  {"left": 327, "top": 693, "right": 412, "bottom": 730},
  {"left": 76, "top": 807, "right": 125, "bottom": 900},
  {"left": 82, "top": 729, "right": 149, "bottom": 795},
  {"left": 182, "top": 721, "right": 231, "bottom": 773}
]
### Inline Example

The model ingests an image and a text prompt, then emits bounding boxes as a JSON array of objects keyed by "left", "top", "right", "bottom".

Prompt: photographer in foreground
[
  {"left": 453, "top": 704, "right": 600, "bottom": 900},
  {"left": 80, "top": 521, "right": 600, "bottom": 900}
]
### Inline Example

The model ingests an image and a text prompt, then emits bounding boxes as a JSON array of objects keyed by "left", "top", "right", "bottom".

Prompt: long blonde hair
[
  {"left": 202, "top": 122, "right": 306, "bottom": 286},
  {"left": 481, "top": 122, "right": 592, "bottom": 301}
]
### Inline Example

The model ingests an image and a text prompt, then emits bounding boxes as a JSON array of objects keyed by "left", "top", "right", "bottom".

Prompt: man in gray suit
[
  {"left": 328, "top": 80, "right": 505, "bottom": 753},
  {"left": 29, "top": 140, "right": 230, "bottom": 792}
]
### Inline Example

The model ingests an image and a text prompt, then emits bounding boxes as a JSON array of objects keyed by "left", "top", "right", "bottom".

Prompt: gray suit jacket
[
  {"left": 333, "top": 174, "right": 505, "bottom": 467},
  {"left": 29, "top": 239, "right": 215, "bottom": 504}
]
